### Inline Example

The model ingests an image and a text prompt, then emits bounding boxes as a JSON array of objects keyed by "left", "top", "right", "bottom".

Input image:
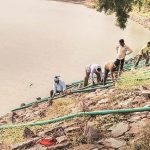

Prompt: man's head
[
  {"left": 96, "top": 66, "right": 101, "bottom": 73},
  {"left": 147, "top": 41, "right": 150, "bottom": 47},
  {"left": 54, "top": 76, "right": 59, "bottom": 84},
  {"left": 114, "top": 60, "right": 120, "bottom": 68},
  {"left": 119, "top": 39, "right": 125, "bottom": 46}
]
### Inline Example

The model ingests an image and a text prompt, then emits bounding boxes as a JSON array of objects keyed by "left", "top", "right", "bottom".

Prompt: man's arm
[
  {"left": 126, "top": 46, "right": 133, "bottom": 55},
  {"left": 62, "top": 81, "right": 66, "bottom": 91}
]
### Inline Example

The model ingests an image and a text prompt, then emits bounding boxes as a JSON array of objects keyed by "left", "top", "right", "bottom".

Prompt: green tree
[{"left": 96, "top": 0, "right": 145, "bottom": 29}]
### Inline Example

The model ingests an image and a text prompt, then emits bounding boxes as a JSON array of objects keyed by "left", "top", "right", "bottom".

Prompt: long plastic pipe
[
  {"left": 1, "top": 107, "right": 150, "bottom": 129},
  {"left": 11, "top": 83, "right": 113, "bottom": 112}
]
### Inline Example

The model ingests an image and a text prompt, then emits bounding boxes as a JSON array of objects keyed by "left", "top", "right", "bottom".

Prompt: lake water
[{"left": 0, "top": 0, "right": 149, "bottom": 116}]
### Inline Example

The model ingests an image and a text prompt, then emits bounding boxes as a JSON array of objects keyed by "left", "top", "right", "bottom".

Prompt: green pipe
[
  {"left": 12, "top": 83, "right": 113, "bottom": 112},
  {"left": 1, "top": 107, "right": 150, "bottom": 129},
  {"left": 72, "top": 84, "right": 113, "bottom": 93},
  {"left": 12, "top": 95, "right": 66, "bottom": 112}
]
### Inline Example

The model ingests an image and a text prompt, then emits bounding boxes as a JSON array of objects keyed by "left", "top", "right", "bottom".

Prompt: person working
[
  {"left": 116, "top": 39, "right": 133, "bottom": 72},
  {"left": 50, "top": 76, "right": 66, "bottom": 98},
  {"left": 135, "top": 41, "right": 150, "bottom": 67},
  {"left": 84, "top": 64, "right": 102, "bottom": 87},
  {"left": 103, "top": 60, "right": 120, "bottom": 85}
]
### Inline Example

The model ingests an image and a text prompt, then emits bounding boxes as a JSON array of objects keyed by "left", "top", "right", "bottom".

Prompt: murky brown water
[{"left": 0, "top": 0, "right": 149, "bottom": 116}]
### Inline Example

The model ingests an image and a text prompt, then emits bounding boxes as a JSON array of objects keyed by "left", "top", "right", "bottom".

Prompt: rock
[
  {"left": 97, "top": 98, "right": 109, "bottom": 105},
  {"left": 128, "top": 115, "right": 141, "bottom": 122},
  {"left": 23, "top": 127, "right": 36, "bottom": 139},
  {"left": 32, "top": 102, "right": 38, "bottom": 108},
  {"left": 84, "top": 123, "right": 101, "bottom": 143},
  {"left": 48, "top": 142, "right": 71, "bottom": 150},
  {"left": 84, "top": 92, "right": 96, "bottom": 99},
  {"left": 38, "top": 127, "right": 65, "bottom": 138},
  {"left": 103, "top": 138, "right": 126, "bottom": 148},
  {"left": 86, "top": 100, "right": 97, "bottom": 107},
  {"left": 12, "top": 137, "right": 40, "bottom": 150},
  {"left": 20, "top": 103, "right": 26, "bottom": 107},
  {"left": 141, "top": 90, "right": 150, "bottom": 99},
  {"left": 56, "top": 136, "right": 67, "bottom": 143},
  {"left": 39, "top": 110, "right": 46, "bottom": 118},
  {"left": 127, "top": 119, "right": 148, "bottom": 134},
  {"left": 36, "top": 97, "right": 41, "bottom": 100},
  {"left": 119, "top": 98, "right": 133, "bottom": 107},
  {"left": 108, "top": 122, "right": 130, "bottom": 137},
  {"left": 69, "top": 144, "right": 103, "bottom": 150},
  {"left": 71, "top": 101, "right": 89, "bottom": 113},
  {"left": 65, "top": 126, "right": 80, "bottom": 133}
]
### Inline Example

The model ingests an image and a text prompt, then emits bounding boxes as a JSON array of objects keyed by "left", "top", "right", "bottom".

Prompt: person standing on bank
[
  {"left": 84, "top": 64, "right": 102, "bottom": 87},
  {"left": 116, "top": 39, "right": 133, "bottom": 72},
  {"left": 134, "top": 41, "right": 150, "bottom": 67}
]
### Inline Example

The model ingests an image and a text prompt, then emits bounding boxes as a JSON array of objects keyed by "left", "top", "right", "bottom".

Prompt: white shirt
[
  {"left": 116, "top": 45, "right": 132, "bottom": 60},
  {"left": 86, "top": 64, "right": 102, "bottom": 81},
  {"left": 53, "top": 80, "right": 66, "bottom": 94}
]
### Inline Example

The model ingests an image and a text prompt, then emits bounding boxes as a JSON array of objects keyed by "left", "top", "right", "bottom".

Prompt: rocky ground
[
  {"left": 0, "top": 67, "right": 150, "bottom": 150},
  {"left": 130, "top": 13, "right": 150, "bottom": 31}
]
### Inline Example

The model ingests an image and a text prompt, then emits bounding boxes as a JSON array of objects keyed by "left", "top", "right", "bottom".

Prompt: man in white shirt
[
  {"left": 50, "top": 76, "right": 66, "bottom": 98},
  {"left": 84, "top": 64, "right": 102, "bottom": 87},
  {"left": 116, "top": 39, "right": 133, "bottom": 71}
]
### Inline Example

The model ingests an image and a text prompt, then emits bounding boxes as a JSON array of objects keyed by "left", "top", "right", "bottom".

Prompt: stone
[
  {"left": 128, "top": 115, "right": 141, "bottom": 122},
  {"left": 86, "top": 100, "right": 97, "bottom": 107},
  {"left": 56, "top": 136, "right": 67, "bottom": 143},
  {"left": 119, "top": 98, "right": 133, "bottom": 107},
  {"left": 36, "top": 97, "right": 41, "bottom": 100},
  {"left": 127, "top": 120, "right": 147, "bottom": 134},
  {"left": 32, "top": 102, "right": 38, "bottom": 108},
  {"left": 12, "top": 137, "right": 40, "bottom": 150},
  {"left": 65, "top": 126, "right": 80, "bottom": 133},
  {"left": 38, "top": 127, "right": 65, "bottom": 138},
  {"left": 84, "top": 125, "right": 101, "bottom": 143},
  {"left": 39, "top": 110, "right": 46, "bottom": 118},
  {"left": 84, "top": 92, "right": 96, "bottom": 99},
  {"left": 69, "top": 144, "right": 103, "bottom": 150},
  {"left": 97, "top": 98, "right": 109, "bottom": 105},
  {"left": 48, "top": 142, "right": 71, "bottom": 150},
  {"left": 103, "top": 138, "right": 126, "bottom": 148},
  {"left": 23, "top": 127, "right": 36, "bottom": 139},
  {"left": 108, "top": 122, "right": 130, "bottom": 137},
  {"left": 141, "top": 90, "right": 150, "bottom": 99},
  {"left": 20, "top": 103, "right": 26, "bottom": 107}
]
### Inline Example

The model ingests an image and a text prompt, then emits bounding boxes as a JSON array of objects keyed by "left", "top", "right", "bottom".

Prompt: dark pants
[
  {"left": 135, "top": 54, "right": 149, "bottom": 67},
  {"left": 103, "top": 69, "right": 109, "bottom": 85},
  {"left": 116, "top": 59, "right": 125, "bottom": 71}
]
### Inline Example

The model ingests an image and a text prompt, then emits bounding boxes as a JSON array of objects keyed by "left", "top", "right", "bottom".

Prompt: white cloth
[
  {"left": 116, "top": 45, "right": 132, "bottom": 60},
  {"left": 86, "top": 64, "right": 102, "bottom": 81},
  {"left": 53, "top": 80, "right": 66, "bottom": 94}
]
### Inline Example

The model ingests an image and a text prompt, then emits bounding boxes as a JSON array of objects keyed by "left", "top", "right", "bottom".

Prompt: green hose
[
  {"left": 1, "top": 107, "right": 150, "bottom": 129},
  {"left": 12, "top": 95, "right": 66, "bottom": 112},
  {"left": 11, "top": 83, "right": 113, "bottom": 112}
]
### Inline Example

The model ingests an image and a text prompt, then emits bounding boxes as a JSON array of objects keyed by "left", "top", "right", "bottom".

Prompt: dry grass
[
  {"left": 117, "top": 69, "right": 150, "bottom": 90},
  {"left": 0, "top": 97, "right": 75, "bottom": 146}
]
